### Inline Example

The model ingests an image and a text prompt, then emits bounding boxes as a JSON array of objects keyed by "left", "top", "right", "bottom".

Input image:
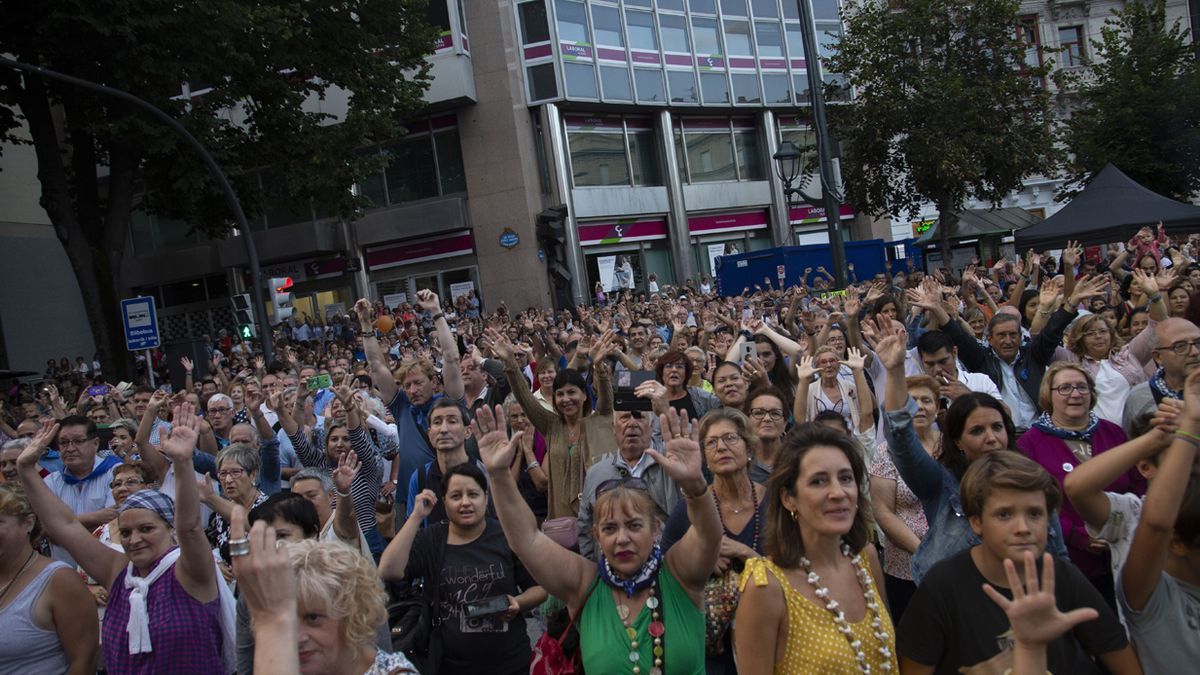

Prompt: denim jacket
[{"left": 885, "top": 398, "right": 1069, "bottom": 584}]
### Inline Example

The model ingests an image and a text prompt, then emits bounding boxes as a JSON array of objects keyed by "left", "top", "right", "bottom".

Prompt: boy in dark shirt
[{"left": 897, "top": 452, "right": 1140, "bottom": 674}]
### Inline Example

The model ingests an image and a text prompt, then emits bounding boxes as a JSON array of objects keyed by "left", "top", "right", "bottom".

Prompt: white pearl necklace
[{"left": 799, "top": 544, "right": 893, "bottom": 673}]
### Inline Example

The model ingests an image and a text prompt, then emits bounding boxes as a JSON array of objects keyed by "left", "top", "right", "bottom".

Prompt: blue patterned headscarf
[{"left": 118, "top": 489, "right": 175, "bottom": 525}]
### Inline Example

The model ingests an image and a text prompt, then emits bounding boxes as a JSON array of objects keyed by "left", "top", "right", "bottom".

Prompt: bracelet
[
  {"left": 358, "top": 330, "right": 375, "bottom": 338},
  {"left": 1175, "top": 430, "right": 1200, "bottom": 447},
  {"left": 431, "top": 313, "right": 445, "bottom": 323},
  {"left": 335, "top": 488, "right": 351, "bottom": 498},
  {"left": 526, "top": 460, "right": 540, "bottom": 472},
  {"left": 682, "top": 484, "right": 709, "bottom": 500},
  {"left": 1149, "top": 294, "right": 1163, "bottom": 305}
]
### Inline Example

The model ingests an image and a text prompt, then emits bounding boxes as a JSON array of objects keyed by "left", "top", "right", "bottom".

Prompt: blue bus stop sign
[{"left": 121, "top": 296, "right": 161, "bottom": 351}]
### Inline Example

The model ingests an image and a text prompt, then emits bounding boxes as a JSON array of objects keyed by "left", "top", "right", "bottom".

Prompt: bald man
[{"left": 1122, "top": 317, "right": 1200, "bottom": 431}]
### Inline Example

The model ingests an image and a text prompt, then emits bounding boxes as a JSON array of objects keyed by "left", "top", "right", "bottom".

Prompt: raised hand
[
  {"left": 162, "top": 404, "right": 199, "bottom": 464},
  {"left": 416, "top": 289, "right": 441, "bottom": 314},
  {"left": 180, "top": 356, "right": 194, "bottom": 372},
  {"left": 872, "top": 319, "right": 908, "bottom": 371},
  {"left": 1068, "top": 275, "right": 1110, "bottom": 306},
  {"left": 18, "top": 420, "right": 59, "bottom": 469},
  {"left": 352, "top": 298, "right": 373, "bottom": 329},
  {"left": 795, "top": 355, "right": 818, "bottom": 381},
  {"left": 1038, "top": 275, "right": 1064, "bottom": 306},
  {"left": 333, "top": 451, "right": 360, "bottom": 495},
  {"left": 409, "top": 489, "right": 438, "bottom": 522},
  {"left": 470, "top": 405, "right": 519, "bottom": 474},
  {"left": 840, "top": 347, "right": 867, "bottom": 371},
  {"left": 646, "top": 408, "right": 704, "bottom": 493},
  {"left": 482, "top": 328, "right": 516, "bottom": 363},
  {"left": 245, "top": 388, "right": 263, "bottom": 414},
  {"left": 982, "top": 552, "right": 1098, "bottom": 648},
  {"left": 1182, "top": 369, "right": 1200, "bottom": 426},
  {"left": 1062, "top": 241, "right": 1081, "bottom": 267},
  {"left": 333, "top": 384, "right": 354, "bottom": 405}
]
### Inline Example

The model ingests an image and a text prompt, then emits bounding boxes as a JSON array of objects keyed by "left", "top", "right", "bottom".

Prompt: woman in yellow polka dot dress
[{"left": 734, "top": 425, "right": 898, "bottom": 674}]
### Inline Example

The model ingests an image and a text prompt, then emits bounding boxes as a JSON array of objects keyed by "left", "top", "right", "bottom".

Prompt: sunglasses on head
[{"left": 596, "top": 477, "right": 650, "bottom": 498}]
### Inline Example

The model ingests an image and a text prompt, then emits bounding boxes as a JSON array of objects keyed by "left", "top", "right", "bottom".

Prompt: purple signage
[
  {"left": 688, "top": 211, "right": 769, "bottom": 234},
  {"left": 631, "top": 51, "right": 660, "bottom": 65},
  {"left": 664, "top": 54, "right": 693, "bottom": 67},
  {"left": 579, "top": 219, "right": 668, "bottom": 245},
  {"left": 728, "top": 57, "right": 756, "bottom": 69},
  {"left": 788, "top": 204, "right": 856, "bottom": 223},
  {"left": 561, "top": 43, "right": 593, "bottom": 59},
  {"left": 697, "top": 55, "right": 725, "bottom": 69},
  {"left": 524, "top": 44, "right": 553, "bottom": 60},
  {"left": 367, "top": 231, "right": 476, "bottom": 270},
  {"left": 434, "top": 32, "right": 453, "bottom": 52},
  {"left": 597, "top": 47, "right": 627, "bottom": 61},
  {"left": 759, "top": 58, "right": 787, "bottom": 70}
]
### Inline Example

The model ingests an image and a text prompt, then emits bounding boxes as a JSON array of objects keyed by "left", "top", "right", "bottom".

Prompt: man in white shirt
[
  {"left": 911, "top": 331, "right": 1003, "bottom": 403},
  {"left": 43, "top": 415, "right": 122, "bottom": 565},
  {"left": 289, "top": 468, "right": 371, "bottom": 557}
]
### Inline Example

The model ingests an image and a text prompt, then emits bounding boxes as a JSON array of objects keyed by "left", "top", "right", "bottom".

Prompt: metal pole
[
  {"left": 145, "top": 349, "right": 156, "bottom": 388},
  {"left": 0, "top": 57, "right": 275, "bottom": 365},
  {"left": 793, "top": 0, "right": 848, "bottom": 288}
]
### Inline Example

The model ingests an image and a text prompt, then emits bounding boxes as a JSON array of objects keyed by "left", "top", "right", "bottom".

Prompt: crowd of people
[{"left": 1, "top": 226, "right": 1200, "bottom": 674}]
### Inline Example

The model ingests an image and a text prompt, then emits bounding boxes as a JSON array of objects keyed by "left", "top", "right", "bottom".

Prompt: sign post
[{"left": 121, "top": 297, "right": 161, "bottom": 387}]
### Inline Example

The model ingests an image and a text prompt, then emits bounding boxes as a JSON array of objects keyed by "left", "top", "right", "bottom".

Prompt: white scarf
[{"left": 122, "top": 547, "right": 238, "bottom": 673}]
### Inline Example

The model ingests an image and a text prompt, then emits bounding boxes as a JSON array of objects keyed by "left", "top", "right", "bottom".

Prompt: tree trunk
[{"left": 937, "top": 199, "right": 957, "bottom": 274}]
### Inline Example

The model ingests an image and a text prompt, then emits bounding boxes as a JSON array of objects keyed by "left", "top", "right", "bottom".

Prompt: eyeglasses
[
  {"left": 58, "top": 437, "right": 94, "bottom": 448},
  {"left": 207, "top": 407, "right": 232, "bottom": 414},
  {"left": 703, "top": 432, "right": 743, "bottom": 450},
  {"left": 110, "top": 478, "right": 145, "bottom": 489},
  {"left": 749, "top": 409, "right": 785, "bottom": 421},
  {"left": 1081, "top": 329, "right": 1109, "bottom": 338},
  {"left": 662, "top": 362, "right": 688, "bottom": 370},
  {"left": 1052, "top": 383, "right": 1090, "bottom": 396},
  {"left": 1159, "top": 339, "right": 1200, "bottom": 356},
  {"left": 596, "top": 477, "right": 649, "bottom": 497},
  {"left": 217, "top": 468, "right": 247, "bottom": 479}
]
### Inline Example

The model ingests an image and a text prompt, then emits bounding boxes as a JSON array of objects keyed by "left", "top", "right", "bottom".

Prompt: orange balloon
[{"left": 374, "top": 315, "right": 395, "bottom": 333}]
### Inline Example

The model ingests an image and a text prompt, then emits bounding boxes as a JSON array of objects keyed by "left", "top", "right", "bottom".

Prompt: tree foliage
[
  {"left": 0, "top": 0, "right": 436, "bottom": 376},
  {"left": 828, "top": 0, "right": 1058, "bottom": 259},
  {"left": 1057, "top": 0, "right": 1200, "bottom": 201}
]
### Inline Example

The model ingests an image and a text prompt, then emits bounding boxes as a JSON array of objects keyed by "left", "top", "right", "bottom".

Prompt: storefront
[
  {"left": 366, "top": 230, "right": 482, "bottom": 309},
  {"left": 687, "top": 210, "right": 773, "bottom": 278},
  {"left": 578, "top": 216, "right": 674, "bottom": 295},
  {"left": 258, "top": 257, "right": 356, "bottom": 324},
  {"left": 789, "top": 203, "right": 855, "bottom": 244}
]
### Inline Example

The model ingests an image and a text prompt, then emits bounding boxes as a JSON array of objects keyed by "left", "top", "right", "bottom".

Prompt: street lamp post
[
  {"left": 772, "top": 0, "right": 848, "bottom": 289},
  {"left": 1, "top": 56, "right": 275, "bottom": 366}
]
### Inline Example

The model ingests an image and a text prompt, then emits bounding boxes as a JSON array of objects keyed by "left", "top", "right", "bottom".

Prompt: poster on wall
[
  {"left": 707, "top": 243, "right": 728, "bottom": 277},
  {"left": 449, "top": 282, "right": 475, "bottom": 303},
  {"left": 323, "top": 303, "right": 346, "bottom": 321},
  {"left": 597, "top": 255, "right": 617, "bottom": 292},
  {"left": 382, "top": 293, "right": 407, "bottom": 310}
]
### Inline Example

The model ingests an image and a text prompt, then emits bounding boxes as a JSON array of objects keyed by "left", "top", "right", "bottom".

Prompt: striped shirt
[{"left": 289, "top": 426, "right": 383, "bottom": 544}]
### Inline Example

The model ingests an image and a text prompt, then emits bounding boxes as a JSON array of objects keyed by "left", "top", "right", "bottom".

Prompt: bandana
[
  {"left": 1149, "top": 368, "right": 1183, "bottom": 405},
  {"left": 599, "top": 543, "right": 663, "bottom": 598},
  {"left": 61, "top": 453, "right": 123, "bottom": 486},
  {"left": 119, "top": 489, "right": 176, "bottom": 524},
  {"left": 1031, "top": 411, "right": 1100, "bottom": 442}
]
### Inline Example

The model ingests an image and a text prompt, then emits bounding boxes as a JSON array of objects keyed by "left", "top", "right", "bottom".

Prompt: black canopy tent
[
  {"left": 1015, "top": 164, "right": 1200, "bottom": 251},
  {"left": 913, "top": 207, "right": 1042, "bottom": 246}
]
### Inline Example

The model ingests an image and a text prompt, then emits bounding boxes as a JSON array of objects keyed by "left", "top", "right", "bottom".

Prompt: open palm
[{"left": 470, "top": 404, "right": 519, "bottom": 473}]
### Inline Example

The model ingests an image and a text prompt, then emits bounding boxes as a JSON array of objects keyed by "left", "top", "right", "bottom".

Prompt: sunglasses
[{"left": 596, "top": 477, "right": 650, "bottom": 498}]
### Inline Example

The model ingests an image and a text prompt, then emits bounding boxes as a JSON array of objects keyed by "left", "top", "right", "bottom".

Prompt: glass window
[
  {"left": 762, "top": 74, "right": 791, "bottom": 104},
  {"left": 629, "top": 132, "right": 662, "bottom": 185},
  {"left": 356, "top": 150, "right": 387, "bottom": 208},
  {"left": 668, "top": 70, "right": 698, "bottom": 103},
  {"left": 755, "top": 21, "right": 784, "bottom": 57},
  {"left": 721, "top": 0, "right": 748, "bottom": 16},
  {"left": 626, "top": 10, "right": 657, "bottom": 51},
  {"left": 786, "top": 24, "right": 806, "bottom": 61},
  {"left": 812, "top": 0, "right": 840, "bottom": 21},
  {"left": 634, "top": 68, "right": 666, "bottom": 103},
  {"left": 569, "top": 131, "right": 630, "bottom": 186},
  {"left": 658, "top": 0, "right": 685, "bottom": 10},
  {"left": 600, "top": 65, "right": 633, "bottom": 100},
  {"left": 793, "top": 74, "right": 811, "bottom": 103},
  {"left": 591, "top": 4, "right": 623, "bottom": 46},
  {"left": 518, "top": 1, "right": 550, "bottom": 44},
  {"left": 161, "top": 279, "right": 208, "bottom": 306},
  {"left": 734, "top": 129, "right": 764, "bottom": 179},
  {"left": 384, "top": 138, "right": 439, "bottom": 202},
  {"left": 700, "top": 72, "right": 730, "bottom": 103},
  {"left": 685, "top": 129, "right": 737, "bottom": 182},
  {"left": 782, "top": 0, "right": 798, "bottom": 20},
  {"left": 625, "top": 0, "right": 652, "bottom": 6},
  {"left": 724, "top": 20, "right": 754, "bottom": 56},
  {"left": 816, "top": 22, "right": 841, "bottom": 59},
  {"left": 732, "top": 73, "right": 761, "bottom": 104},
  {"left": 751, "top": 0, "right": 778, "bottom": 19},
  {"left": 689, "top": 0, "right": 717, "bottom": 14},
  {"left": 564, "top": 61, "right": 598, "bottom": 97},
  {"left": 205, "top": 275, "right": 229, "bottom": 300},
  {"left": 1058, "top": 25, "right": 1084, "bottom": 67},
  {"left": 824, "top": 73, "right": 849, "bottom": 102},
  {"left": 692, "top": 17, "right": 721, "bottom": 55},
  {"left": 528, "top": 63, "right": 558, "bottom": 101},
  {"left": 556, "top": 0, "right": 588, "bottom": 43},
  {"left": 660, "top": 13, "right": 690, "bottom": 52},
  {"left": 674, "top": 127, "right": 688, "bottom": 182},
  {"left": 434, "top": 130, "right": 467, "bottom": 194}
]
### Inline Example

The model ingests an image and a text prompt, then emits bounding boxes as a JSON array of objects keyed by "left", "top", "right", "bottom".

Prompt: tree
[
  {"left": 0, "top": 0, "right": 436, "bottom": 378},
  {"left": 828, "top": 0, "right": 1058, "bottom": 263},
  {"left": 1057, "top": 0, "right": 1200, "bottom": 201}
]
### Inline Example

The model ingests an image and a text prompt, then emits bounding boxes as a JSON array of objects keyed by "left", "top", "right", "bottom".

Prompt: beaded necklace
[
  {"left": 799, "top": 543, "right": 893, "bottom": 673},
  {"left": 618, "top": 571, "right": 666, "bottom": 675}
]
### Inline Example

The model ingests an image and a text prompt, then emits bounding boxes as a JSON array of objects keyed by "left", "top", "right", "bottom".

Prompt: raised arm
[
  {"left": 792, "top": 356, "right": 817, "bottom": 424},
  {"left": 134, "top": 390, "right": 170, "bottom": 482},
  {"left": 1063, "top": 420, "right": 1171, "bottom": 530},
  {"left": 656, "top": 408, "right": 722, "bottom": 598},
  {"left": 844, "top": 348, "right": 875, "bottom": 434},
  {"left": 379, "top": 489, "right": 437, "bottom": 581},
  {"left": 160, "top": 404, "right": 218, "bottom": 598},
  {"left": 486, "top": 328, "right": 559, "bottom": 434},
  {"left": 877, "top": 321, "right": 946, "bottom": 503},
  {"left": 1121, "top": 371, "right": 1200, "bottom": 611},
  {"left": 17, "top": 421, "right": 127, "bottom": 587},
  {"left": 417, "top": 290, "right": 463, "bottom": 401},
  {"left": 472, "top": 405, "right": 596, "bottom": 612},
  {"left": 353, "top": 298, "right": 397, "bottom": 403}
]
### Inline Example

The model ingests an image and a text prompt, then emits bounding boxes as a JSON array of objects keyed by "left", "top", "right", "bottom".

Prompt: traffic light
[
  {"left": 270, "top": 277, "right": 294, "bottom": 322},
  {"left": 231, "top": 293, "right": 253, "bottom": 324},
  {"left": 536, "top": 205, "right": 568, "bottom": 249},
  {"left": 238, "top": 323, "right": 255, "bottom": 339}
]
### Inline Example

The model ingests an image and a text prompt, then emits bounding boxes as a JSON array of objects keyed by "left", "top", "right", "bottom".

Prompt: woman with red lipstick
[
  {"left": 474, "top": 404, "right": 722, "bottom": 675},
  {"left": 734, "top": 424, "right": 897, "bottom": 674}
]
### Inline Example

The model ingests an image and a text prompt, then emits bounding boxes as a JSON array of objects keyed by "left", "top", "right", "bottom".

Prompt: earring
[{"left": 789, "top": 510, "right": 797, "bottom": 522}]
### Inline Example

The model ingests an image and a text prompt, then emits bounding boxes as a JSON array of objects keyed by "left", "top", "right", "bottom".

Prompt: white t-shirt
[{"left": 1087, "top": 491, "right": 1143, "bottom": 590}]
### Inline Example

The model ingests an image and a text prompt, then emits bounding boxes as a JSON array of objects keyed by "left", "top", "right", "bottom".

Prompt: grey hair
[
  {"left": 207, "top": 393, "right": 234, "bottom": 410},
  {"left": 215, "top": 442, "right": 260, "bottom": 474},
  {"left": 502, "top": 393, "right": 521, "bottom": 413},
  {"left": 290, "top": 467, "right": 334, "bottom": 492},
  {"left": 359, "top": 395, "right": 386, "bottom": 420},
  {"left": 111, "top": 418, "right": 139, "bottom": 436},
  {"left": 2, "top": 438, "right": 30, "bottom": 452}
]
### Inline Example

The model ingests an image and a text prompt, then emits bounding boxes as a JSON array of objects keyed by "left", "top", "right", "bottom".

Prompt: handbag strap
[{"left": 558, "top": 576, "right": 600, "bottom": 641}]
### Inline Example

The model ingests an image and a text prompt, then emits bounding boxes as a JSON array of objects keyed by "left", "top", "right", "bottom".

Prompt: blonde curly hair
[{"left": 288, "top": 539, "right": 387, "bottom": 651}]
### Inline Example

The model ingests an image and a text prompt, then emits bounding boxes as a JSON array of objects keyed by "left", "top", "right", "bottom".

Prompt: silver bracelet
[{"left": 526, "top": 460, "right": 540, "bottom": 472}]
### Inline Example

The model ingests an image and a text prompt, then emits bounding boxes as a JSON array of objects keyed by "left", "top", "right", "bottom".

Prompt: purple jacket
[{"left": 1018, "top": 420, "right": 1145, "bottom": 578}]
